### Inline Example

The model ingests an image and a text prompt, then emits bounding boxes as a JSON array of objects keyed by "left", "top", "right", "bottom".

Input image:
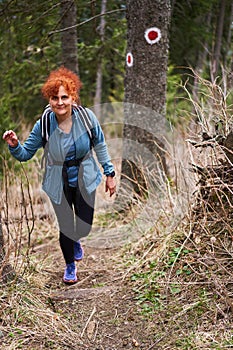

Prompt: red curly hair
[{"left": 41, "top": 66, "right": 82, "bottom": 103}]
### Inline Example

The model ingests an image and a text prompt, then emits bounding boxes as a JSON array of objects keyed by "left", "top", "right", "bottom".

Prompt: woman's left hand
[{"left": 105, "top": 176, "right": 116, "bottom": 197}]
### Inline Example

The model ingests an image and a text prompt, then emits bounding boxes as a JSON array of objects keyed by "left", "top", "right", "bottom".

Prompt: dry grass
[{"left": 116, "top": 74, "right": 233, "bottom": 349}]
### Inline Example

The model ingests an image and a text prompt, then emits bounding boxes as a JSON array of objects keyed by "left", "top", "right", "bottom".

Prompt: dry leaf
[{"left": 87, "top": 320, "right": 96, "bottom": 340}]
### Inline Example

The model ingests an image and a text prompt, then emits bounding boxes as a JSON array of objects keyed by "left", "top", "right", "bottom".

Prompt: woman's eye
[{"left": 50, "top": 95, "right": 69, "bottom": 101}]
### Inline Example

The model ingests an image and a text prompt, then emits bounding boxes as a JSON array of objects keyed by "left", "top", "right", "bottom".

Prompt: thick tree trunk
[
  {"left": 120, "top": 0, "right": 171, "bottom": 202},
  {"left": 124, "top": 0, "right": 170, "bottom": 112},
  {"left": 60, "top": 0, "right": 79, "bottom": 74}
]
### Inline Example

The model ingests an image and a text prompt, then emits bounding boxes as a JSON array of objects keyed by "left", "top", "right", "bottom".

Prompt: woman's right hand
[{"left": 3, "top": 130, "right": 19, "bottom": 148}]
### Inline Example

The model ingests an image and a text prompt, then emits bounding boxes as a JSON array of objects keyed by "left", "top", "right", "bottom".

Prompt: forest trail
[
  {"left": 3, "top": 160, "right": 233, "bottom": 349},
  {"left": 32, "top": 221, "right": 157, "bottom": 350},
  {"left": 1, "top": 149, "right": 161, "bottom": 349}
]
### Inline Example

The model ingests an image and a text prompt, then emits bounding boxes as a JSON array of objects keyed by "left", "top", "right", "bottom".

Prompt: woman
[{"left": 3, "top": 67, "right": 116, "bottom": 285}]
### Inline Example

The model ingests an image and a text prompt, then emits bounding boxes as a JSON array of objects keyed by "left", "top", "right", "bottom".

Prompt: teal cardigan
[{"left": 9, "top": 108, "right": 114, "bottom": 204}]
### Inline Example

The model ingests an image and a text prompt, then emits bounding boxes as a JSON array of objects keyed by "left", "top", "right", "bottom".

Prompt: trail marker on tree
[
  {"left": 144, "top": 27, "right": 161, "bottom": 45},
  {"left": 126, "top": 52, "right": 134, "bottom": 67}
]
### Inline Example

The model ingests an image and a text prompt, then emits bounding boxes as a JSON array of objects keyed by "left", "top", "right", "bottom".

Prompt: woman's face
[{"left": 49, "top": 85, "right": 74, "bottom": 120}]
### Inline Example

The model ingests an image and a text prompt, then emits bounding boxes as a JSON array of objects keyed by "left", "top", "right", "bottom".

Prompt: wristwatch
[{"left": 106, "top": 171, "right": 115, "bottom": 177}]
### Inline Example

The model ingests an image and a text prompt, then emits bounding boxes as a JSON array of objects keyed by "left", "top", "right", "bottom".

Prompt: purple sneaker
[
  {"left": 63, "top": 262, "right": 77, "bottom": 284},
  {"left": 74, "top": 241, "right": 84, "bottom": 261}
]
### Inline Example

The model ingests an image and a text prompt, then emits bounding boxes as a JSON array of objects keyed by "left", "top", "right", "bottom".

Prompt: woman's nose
[{"left": 57, "top": 97, "right": 63, "bottom": 105}]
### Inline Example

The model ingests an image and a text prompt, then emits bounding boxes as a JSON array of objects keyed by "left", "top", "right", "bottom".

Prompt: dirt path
[
  {"left": 30, "top": 223, "right": 155, "bottom": 350},
  {"left": 1, "top": 172, "right": 159, "bottom": 349},
  {"left": 54, "top": 247, "right": 153, "bottom": 350}
]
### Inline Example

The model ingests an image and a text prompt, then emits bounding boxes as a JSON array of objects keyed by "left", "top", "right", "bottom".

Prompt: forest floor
[
  {"left": 1, "top": 163, "right": 233, "bottom": 349},
  {"left": 33, "top": 235, "right": 157, "bottom": 349},
  {"left": 2, "top": 204, "right": 233, "bottom": 350},
  {"left": 0, "top": 215, "right": 161, "bottom": 350}
]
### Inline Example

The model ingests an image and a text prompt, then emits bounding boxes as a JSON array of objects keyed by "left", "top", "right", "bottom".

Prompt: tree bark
[
  {"left": 60, "top": 0, "right": 79, "bottom": 74},
  {"left": 124, "top": 0, "right": 170, "bottom": 113},
  {"left": 120, "top": 0, "right": 171, "bottom": 202}
]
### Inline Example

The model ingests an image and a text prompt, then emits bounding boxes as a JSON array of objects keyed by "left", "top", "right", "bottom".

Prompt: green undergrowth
[
  {"left": 120, "top": 228, "right": 233, "bottom": 349},
  {"left": 93, "top": 210, "right": 122, "bottom": 228}
]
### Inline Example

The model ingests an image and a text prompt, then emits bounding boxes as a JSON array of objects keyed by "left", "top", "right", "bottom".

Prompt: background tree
[
  {"left": 212, "top": 0, "right": 226, "bottom": 79},
  {"left": 93, "top": 0, "right": 107, "bottom": 119},
  {"left": 169, "top": 0, "right": 233, "bottom": 84},
  {"left": 76, "top": 0, "right": 126, "bottom": 107},
  {"left": 60, "top": 0, "right": 79, "bottom": 74}
]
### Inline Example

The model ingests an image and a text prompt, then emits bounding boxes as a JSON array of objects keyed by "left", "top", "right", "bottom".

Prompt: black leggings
[{"left": 52, "top": 185, "right": 95, "bottom": 264}]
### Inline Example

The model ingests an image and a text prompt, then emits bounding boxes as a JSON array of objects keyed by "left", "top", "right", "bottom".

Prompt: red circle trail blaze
[
  {"left": 144, "top": 27, "right": 161, "bottom": 45},
  {"left": 148, "top": 30, "right": 158, "bottom": 41},
  {"left": 126, "top": 52, "right": 133, "bottom": 67}
]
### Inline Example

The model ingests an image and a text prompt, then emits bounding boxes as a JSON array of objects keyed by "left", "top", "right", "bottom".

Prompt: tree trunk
[
  {"left": 193, "top": 12, "right": 211, "bottom": 105},
  {"left": 93, "top": 0, "right": 107, "bottom": 120},
  {"left": 226, "top": 1, "right": 233, "bottom": 90},
  {"left": 211, "top": 0, "right": 226, "bottom": 80},
  {"left": 120, "top": 0, "right": 171, "bottom": 203},
  {"left": 60, "top": 0, "right": 79, "bottom": 74}
]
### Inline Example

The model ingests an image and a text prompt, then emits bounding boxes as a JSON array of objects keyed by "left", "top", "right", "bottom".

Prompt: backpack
[{"left": 40, "top": 105, "right": 94, "bottom": 167}]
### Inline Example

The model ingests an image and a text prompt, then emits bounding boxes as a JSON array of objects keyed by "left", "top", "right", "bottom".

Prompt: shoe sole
[
  {"left": 74, "top": 256, "right": 83, "bottom": 261},
  {"left": 63, "top": 277, "right": 78, "bottom": 285}
]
